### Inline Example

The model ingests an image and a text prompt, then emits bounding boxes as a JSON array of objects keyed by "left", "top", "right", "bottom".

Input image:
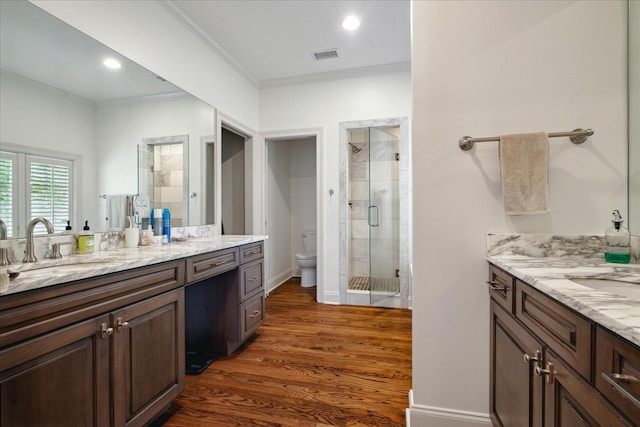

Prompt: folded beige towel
[{"left": 499, "top": 132, "right": 549, "bottom": 215}]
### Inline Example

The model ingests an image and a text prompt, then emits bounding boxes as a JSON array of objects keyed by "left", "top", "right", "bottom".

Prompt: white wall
[
  {"left": 95, "top": 95, "right": 215, "bottom": 227},
  {"left": 0, "top": 73, "right": 99, "bottom": 231},
  {"left": 260, "top": 71, "right": 411, "bottom": 302},
  {"left": 31, "top": 0, "right": 259, "bottom": 130},
  {"left": 410, "top": 1, "right": 627, "bottom": 425},
  {"left": 266, "top": 140, "right": 292, "bottom": 289},
  {"left": 290, "top": 139, "right": 317, "bottom": 276}
]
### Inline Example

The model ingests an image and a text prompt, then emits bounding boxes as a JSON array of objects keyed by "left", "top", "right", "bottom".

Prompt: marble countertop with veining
[
  {"left": 487, "top": 234, "right": 640, "bottom": 347},
  {"left": 1, "top": 235, "right": 267, "bottom": 297}
]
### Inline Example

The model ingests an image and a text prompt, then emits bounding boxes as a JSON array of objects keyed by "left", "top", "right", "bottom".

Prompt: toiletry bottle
[
  {"left": 63, "top": 220, "right": 73, "bottom": 234},
  {"left": 162, "top": 208, "right": 171, "bottom": 243},
  {"left": 141, "top": 225, "right": 154, "bottom": 246},
  {"left": 153, "top": 209, "right": 163, "bottom": 236},
  {"left": 604, "top": 210, "right": 630, "bottom": 263},
  {"left": 77, "top": 221, "right": 94, "bottom": 254}
]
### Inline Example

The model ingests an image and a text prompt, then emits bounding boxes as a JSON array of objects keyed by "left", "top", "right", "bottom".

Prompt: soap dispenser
[{"left": 604, "top": 210, "right": 630, "bottom": 263}]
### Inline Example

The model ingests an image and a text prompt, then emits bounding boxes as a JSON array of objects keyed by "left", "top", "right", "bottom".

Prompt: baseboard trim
[
  {"left": 407, "top": 390, "right": 492, "bottom": 427},
  {"left": 267, "top": 269, "right": 292, "bottom": 295}
]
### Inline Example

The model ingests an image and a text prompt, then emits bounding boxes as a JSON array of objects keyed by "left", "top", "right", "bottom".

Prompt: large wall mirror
[
  {"left": 0, "top": 0, "right": 214, "bottom": 236},
  {"left": 630, "top": 1, "right": 639, "bottom": 236}
]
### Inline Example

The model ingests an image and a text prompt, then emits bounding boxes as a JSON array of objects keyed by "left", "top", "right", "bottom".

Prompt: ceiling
[
  {"left": 0, "top": 0, "right": 410, "bottom": 101},
  {"left": 162, "top": 0, "right": 411, "bottom": 86}
]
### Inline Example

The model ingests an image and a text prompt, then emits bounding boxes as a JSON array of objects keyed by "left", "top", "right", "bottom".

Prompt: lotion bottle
[{"left": 604, "top": 210, "right": 630, "bottom": 263}]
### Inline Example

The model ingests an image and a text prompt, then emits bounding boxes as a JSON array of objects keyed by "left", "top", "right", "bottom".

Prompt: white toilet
[{"left": 295, "top": 231, "right": 317, "bottom": 287}]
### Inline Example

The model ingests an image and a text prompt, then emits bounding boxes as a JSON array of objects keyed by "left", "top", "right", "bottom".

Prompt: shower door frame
[{"left": 338, "top": 117, "right": 410, "bottom": 308}]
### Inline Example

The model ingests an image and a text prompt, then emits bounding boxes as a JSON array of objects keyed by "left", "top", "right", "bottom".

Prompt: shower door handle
[{"left": 368, "top": 205, "right": 380, "bottom": 227}]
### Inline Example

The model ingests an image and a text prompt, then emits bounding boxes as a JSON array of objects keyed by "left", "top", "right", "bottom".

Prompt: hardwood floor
[{"left": 156, "top": 279, "right": 412, "bottom": 426}]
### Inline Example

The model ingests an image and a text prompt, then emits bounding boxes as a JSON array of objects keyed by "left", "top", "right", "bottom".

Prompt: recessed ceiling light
[
  {"left": 342, "top": 16, "right": 360, "bottom": 31},
  {"left": 103, "top": 58, "right": 121, "bottom": 69}
]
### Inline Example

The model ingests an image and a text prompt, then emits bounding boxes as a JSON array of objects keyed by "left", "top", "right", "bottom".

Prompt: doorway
[
  {"left": 221, "top": 127, "right": 246, "bottom": 235},
  {"left": 265, "top": 136, "right": 317, "bottom": 293}
]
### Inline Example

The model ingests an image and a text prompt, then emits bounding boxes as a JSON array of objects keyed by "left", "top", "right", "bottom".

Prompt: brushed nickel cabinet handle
[
  {"left": 534, "top": 362, "right": 555, "bottom": 384},
  {"left": 100, "top": 323, "right": 114, "bottom": 339},
  {"left": 523, "top": 350, "right": 541, "bottom": 366},
  {"left": 602, "top": 372, "right": 640, "bottom": 408},
  {"left": 487, "top": 280, "right": 510, "bottom": 292},
  {"left": 117, "top": 317, "right": 129, "bottom": 332},
  {"left": 250, "top": 310, "right": 261, "bottom": 318},
  {"left": 249, "top": 276, "right": 260, "bottom": 282}
]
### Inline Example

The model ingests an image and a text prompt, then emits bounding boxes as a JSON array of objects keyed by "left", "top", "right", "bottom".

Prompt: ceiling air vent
[{"left": 312, "top": 49, "right": 339, "bottom": 61}]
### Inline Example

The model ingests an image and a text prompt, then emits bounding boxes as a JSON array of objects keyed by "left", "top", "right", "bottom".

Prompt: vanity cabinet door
[
  {"left": 542, "top": 351, "right": 634, "bottom": 427},
  {"left": 0, "top": 314, "right": 111, "bottom": 427},
  {"left": 112, "top": 288, "right": 185, "bottom": 427},
  {"left": 490, "top": 300, "right": 543, "bottom": 427}
]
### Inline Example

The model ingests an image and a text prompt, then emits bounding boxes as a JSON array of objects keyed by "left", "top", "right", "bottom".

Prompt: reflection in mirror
[
  {"left": 630, "top": 1, "right": 639, "bottom": 235},
  {"left": 138, "top": 135, "right": 189, "bottom": 227},
  {"left": 0, "top": 0, "right": 215, "bottom": 235}
]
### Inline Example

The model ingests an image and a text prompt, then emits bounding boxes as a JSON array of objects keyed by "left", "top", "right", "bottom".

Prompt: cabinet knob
[
  {"left": 117, "top": 318, "right": 129, "bottom": 332},
  {"left": 100, "top": 323, "right": 114, "bottom": 339},
  {"left": 523, "top": 350, "right": 541, "bottom": 365},
  {"left": 534, "top": 362, "right": 556, "bottom": 384}
]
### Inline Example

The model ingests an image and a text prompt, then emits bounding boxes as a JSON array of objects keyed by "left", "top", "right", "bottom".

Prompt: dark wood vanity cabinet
[
  {"left": 0, "top": 261, "right": 185, "bottom": 427},
  {"left": 184, "top": 242, "right": 265, "bottom": 357},
  {"left": 488, "top": 264, "right": 639, "bottom": 427}
]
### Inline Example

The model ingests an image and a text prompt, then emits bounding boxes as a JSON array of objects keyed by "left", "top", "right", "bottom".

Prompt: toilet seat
[{"left": 296, "top": 252, "right": 316, "bottom": 260}]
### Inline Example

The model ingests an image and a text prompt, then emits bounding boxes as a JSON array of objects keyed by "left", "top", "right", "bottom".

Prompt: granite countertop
[
  {"left": 487, "top": 234, "right": 640, "bottom": 347},
  {"left": 1, "top": 235, "right": 267, "bottom": 297}
]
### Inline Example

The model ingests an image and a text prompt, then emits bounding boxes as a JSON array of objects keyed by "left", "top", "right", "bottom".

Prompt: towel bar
[{"left": 459, "top": 128, "right": 594, "bottom": 151}]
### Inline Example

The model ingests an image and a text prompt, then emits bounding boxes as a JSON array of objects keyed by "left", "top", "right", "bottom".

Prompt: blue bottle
[{"left": 162, "top": 208, "right": 171, "bottom": 243}]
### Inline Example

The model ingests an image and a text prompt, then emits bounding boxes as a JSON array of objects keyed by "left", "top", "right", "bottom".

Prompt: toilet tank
[{"left": 301, "top": 231, "right": 317, "bottom": 252}]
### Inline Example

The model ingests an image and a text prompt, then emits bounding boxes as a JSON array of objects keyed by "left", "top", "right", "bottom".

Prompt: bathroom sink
[{"left": 569, "top": 278, "right": 640, "bottom": 300}]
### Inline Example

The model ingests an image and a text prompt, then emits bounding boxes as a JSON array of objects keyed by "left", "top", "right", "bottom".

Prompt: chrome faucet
[
  {"left": 0, "top": 219, "right": 8, "bottom": 266},
  {"left": 23, "top": 217, "right": 55, "bottom": 263}
]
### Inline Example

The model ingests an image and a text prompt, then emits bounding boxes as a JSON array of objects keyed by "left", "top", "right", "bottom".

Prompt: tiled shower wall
[
  {"left": 348, "top": 128, "right": 400, "bottom": 282},
  {"left": 153, "top": 143, "right": 183, "bottom": 226}
]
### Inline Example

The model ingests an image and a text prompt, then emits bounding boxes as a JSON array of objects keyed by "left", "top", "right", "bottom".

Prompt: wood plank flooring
[{"left": 156, "top": 279, "right": 412, "bottom": 427}]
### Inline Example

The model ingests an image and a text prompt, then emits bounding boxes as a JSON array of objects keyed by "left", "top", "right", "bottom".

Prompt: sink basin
[{"left": 569, "top": 278, "right": 640, "bottom": 300}]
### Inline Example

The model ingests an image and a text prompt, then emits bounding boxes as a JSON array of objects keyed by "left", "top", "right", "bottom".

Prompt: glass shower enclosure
[{"left": 346, "top": 125, "right": 401, "bottom": 306}]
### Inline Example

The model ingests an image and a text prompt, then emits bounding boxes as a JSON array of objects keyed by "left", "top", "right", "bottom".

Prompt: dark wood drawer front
[
  {"left": 240, "top": 260, "right": 263, "bottom": 300},
  {"left": 595, "top": 326, "right": 640, "bottom": 423},
  {"left": 240, "top": 294, "right": 264, "bottom": 341},
  {"left": 516, "top": 281, "right": 592, "bottom": 381},
  {"left": 488, "top": 264, "right": 515, "bottom": 314},
  {"left": 186, "top": 248, "right": 238, "bottom": 284},
  {"left": 239, "top": 242, "right": 264, "bottom": 265}
]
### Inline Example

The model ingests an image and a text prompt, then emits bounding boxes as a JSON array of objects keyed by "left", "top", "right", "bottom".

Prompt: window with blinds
[
  {"left": 0, "top": 150, "right": 74, "bottom": 237},
  {"left": 27, "top": 156, "right": 72, "bottom": 234},
  {"left": 0, "top": 155, "right": 15, "bottom": 237}
]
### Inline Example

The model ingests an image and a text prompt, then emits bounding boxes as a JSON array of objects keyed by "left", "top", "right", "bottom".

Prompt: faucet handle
[{"left": 51, "top": 243, "right": 63, "bottom": 259}]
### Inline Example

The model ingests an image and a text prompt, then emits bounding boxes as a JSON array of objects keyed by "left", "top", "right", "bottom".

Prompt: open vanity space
[
  {"left": 487, "top": 234, "right": 640, "bottom": 426},
  {"left": 0, "top": 235, "right": 266, "bottom": 427}
]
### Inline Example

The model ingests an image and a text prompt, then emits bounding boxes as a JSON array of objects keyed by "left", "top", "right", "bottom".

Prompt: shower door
[{"left": 368, "top": 126, "right": 400, "bottom": 305}]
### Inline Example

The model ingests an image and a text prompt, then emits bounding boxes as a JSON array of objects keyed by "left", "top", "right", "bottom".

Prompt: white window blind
[
  {"left": 0, "top": 150, "right": 75, "bottom": 237},
  {"left": 27, "top": 155, "right": 72, "bottom": 234},
  {"left": 0, "top": 154, "right": 16, "bottom": 237}
]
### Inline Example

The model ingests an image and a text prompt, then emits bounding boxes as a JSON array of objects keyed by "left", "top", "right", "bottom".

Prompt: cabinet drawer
[
  {"left": 186, "top": 248, "right": 238, "bottom": 284},
  {"left": 516, "top": 281, "right": 592, "bottom": 381},
  {"left": 239, "top": 242, "right": 264, "bottom": 264},
  {"left": 595, "top": 326, "right": 640, "bottom": 423},
  {"left": 240, "top": 293, "right": 264, "bottom": 341},
  {"left": 240, "top": 259, "right": 264, "bottom": 300},
  {"left": 488, "top": 264, "right": 515, "bottom": 314}
]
